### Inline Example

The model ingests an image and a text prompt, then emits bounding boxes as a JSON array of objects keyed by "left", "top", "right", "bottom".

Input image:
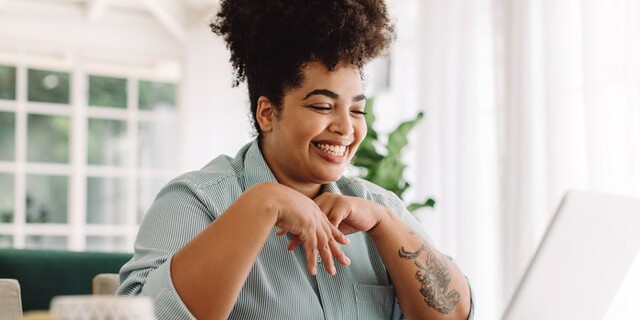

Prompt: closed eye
[
  {"left": 307, "top": 105, "right": 332, "bottom": 113},
  {"left": 350, "top": 109, "right": 367, "bottom": 118}
]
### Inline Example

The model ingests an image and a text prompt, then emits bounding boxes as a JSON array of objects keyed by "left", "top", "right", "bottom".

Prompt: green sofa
[{"left": 0, "top": 249, "right": 132, "bottom": 311}]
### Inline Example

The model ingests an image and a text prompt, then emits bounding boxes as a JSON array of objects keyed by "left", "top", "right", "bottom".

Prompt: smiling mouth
[{"left": 313, "top": 142, "right": 348, "bottom": 157}]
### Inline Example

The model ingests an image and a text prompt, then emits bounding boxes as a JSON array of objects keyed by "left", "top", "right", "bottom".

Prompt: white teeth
[{"left": 316, "top": 143, "right": 347, "bottom": 156}]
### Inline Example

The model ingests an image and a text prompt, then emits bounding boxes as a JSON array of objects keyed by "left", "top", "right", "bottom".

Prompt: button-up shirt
[{"left": 117, "top": 140, "right": 474, "bottom": 319}]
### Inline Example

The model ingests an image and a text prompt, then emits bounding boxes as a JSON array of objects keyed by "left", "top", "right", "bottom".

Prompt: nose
[{"left": 328, "top": 109, "right": 354, "bottom": 136}]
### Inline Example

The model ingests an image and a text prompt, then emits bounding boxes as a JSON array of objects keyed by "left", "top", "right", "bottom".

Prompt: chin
[{"left": 316, "top": 171, "right": 345, "bottom": 183}]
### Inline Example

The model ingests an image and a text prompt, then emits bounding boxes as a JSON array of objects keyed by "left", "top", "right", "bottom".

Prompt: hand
[
  {"left": 313, "top": 193, "right": 387, "bottom": 235},
  {"left": 263, "top": 183, "right": 351, "bottom": 275}
]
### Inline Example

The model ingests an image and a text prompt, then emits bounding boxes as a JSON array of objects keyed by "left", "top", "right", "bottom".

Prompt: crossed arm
[
  {"left": 170, "top": 182, "right": 471, "bottom": 320},
  {"left": 314, "top": 192, "right": 472, "bottom": 320}
]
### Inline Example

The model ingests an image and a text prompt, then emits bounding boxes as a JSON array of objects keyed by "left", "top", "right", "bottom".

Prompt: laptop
[{"left": 502, "top": 190, "right": 640, "bottom": 320}]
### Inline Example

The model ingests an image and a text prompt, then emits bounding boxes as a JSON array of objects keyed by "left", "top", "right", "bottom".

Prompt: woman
[{"left": 117, "top": 1, "right": 473, "bottom": 319}]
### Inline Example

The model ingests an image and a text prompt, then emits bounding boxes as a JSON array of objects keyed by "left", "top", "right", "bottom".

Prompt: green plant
[{"left": 353, "top": 98, "right": 435, "bottom": 212}]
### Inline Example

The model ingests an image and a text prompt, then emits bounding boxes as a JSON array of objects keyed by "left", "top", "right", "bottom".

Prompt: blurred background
[{"left": 0, "top": 0, "right": 638, "bottom": 318}]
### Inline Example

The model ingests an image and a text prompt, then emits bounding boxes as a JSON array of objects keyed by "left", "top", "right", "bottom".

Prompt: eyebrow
[{"left": 303, "top": 89, "right": 367, "bottom": 103}]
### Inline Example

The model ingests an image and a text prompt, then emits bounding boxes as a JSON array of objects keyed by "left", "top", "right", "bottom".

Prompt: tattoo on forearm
[{"left": 398, "top": 241, "right": 460, "bottom": 314}]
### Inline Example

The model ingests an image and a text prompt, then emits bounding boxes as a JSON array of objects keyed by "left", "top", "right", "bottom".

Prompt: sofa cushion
[{"left": 0, "top": 249, "right": 132, "bottom": 311}]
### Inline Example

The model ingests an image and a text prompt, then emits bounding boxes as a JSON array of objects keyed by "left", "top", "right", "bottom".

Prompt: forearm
[
  {"left": 171, "top": 183, "right": 279, "bottom": 320},
  {"left": 369, "top": 211, "right": 471, "bottom": 320}
]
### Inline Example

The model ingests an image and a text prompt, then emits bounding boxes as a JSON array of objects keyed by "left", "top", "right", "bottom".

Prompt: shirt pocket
[{"left": 353, "top": 283, "right": 396, "bottom": 320}]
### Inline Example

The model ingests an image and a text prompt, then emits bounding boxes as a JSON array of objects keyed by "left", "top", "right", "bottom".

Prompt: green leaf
[
  {"left": 407, "top": 198, "right": 436, "bottom": 212},
  {"left": 363, "top": 98, "right": 379, "bottom": 141},
  {"left": 352, "top": 149, "right": 383, "bottom": 168},
  {"left": 387, "top": 112, "right": 424, "bottom": 156},
  {"left": 353, "top": 98, "right": 383, "bottom": 167},
  {"left": 353, "top": 98, "right": 436, "bottom": 214}
]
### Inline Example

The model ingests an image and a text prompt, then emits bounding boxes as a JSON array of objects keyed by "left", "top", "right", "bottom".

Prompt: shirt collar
[
  {"left": 321, "top": 180, "right": 343, "bottom": 195},
  {"left": 242, "top": 140, "right": 279, "bottom": 190}
]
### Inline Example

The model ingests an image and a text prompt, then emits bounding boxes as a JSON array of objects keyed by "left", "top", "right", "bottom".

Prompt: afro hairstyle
[{"left": 210, "top": 0, "right": 396, "bottom": 136}]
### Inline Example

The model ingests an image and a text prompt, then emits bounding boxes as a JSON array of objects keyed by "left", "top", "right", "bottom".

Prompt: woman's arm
[
  {"left": 368, "top": 210, "right": 471, "bottom": 320},
  {"left": 171, "top": 182, "right": 349, "bottom": 320},
  {"left": 314, "top": 194, "right": 471, "bottom": 320}
]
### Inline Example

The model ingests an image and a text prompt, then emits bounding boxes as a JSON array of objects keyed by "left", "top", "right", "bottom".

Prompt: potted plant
[{"left": 352, "top": 99, "right": 435, "bottom": 212}]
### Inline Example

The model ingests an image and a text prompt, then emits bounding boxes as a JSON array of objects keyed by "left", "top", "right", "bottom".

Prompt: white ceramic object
[{"left": 50, "top": 295, "right": 155, "bottom": 320}]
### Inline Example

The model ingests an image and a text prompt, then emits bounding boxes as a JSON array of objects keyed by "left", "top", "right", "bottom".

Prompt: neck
[
  {"left": 280, "top": 180, "right": 322, "bottom": 198},
  {"left": 259, "top": 140, "right": 323, "bottom": 198}
]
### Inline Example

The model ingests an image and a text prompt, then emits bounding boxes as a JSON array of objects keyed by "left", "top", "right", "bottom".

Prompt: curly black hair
[{"left": 210, "top": 0, "right": 396, "bottom": 136}]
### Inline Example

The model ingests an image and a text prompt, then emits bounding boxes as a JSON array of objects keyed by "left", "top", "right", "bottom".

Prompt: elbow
[{"left": 403, "top": 295, "right": 472, "bottom": 320}]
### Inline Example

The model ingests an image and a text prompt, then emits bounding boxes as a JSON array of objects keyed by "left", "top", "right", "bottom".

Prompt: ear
[{"left": 256, "top": 96, "right": 276, "bottom": 133}]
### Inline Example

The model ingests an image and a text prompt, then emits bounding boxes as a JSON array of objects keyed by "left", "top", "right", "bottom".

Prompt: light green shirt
[{"left": 117, "top": 140, "right": 474, "bottom": 319}]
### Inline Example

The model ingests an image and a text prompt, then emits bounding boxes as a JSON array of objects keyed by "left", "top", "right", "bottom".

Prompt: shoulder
[
  {"left": 151, "top": 143, "right": 254, "bottom": 217},
  {"left": 164, "top": 142, "right": 253, "bottom": 193},
  {"left": 171, "top": 155, "right": 238, "bottom": 190},
  {"left": 336, "top": 176, "right": 405, "bottom": 209}
]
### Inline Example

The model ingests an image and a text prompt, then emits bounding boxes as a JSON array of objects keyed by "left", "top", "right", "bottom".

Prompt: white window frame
[{"left": 0, "top": 49, "right": 182, "bottom": 252}]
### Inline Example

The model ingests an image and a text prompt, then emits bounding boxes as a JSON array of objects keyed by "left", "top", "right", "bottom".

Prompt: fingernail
[{"left": 345, "top": 256, "right": 351, "bottom": 265}]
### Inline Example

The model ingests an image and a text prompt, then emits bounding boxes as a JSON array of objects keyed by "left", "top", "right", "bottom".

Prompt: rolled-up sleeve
[
  {"left": 140, "top": 256, "right": 195, "bottom": 319},
  {"left": 116, "top": 178, "right": 215, "bottom": 319}
]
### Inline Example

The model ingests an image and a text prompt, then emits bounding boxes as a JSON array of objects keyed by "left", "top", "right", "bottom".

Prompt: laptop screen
[{"left": 502, "top": 191, "right": 640, "bottom": 320}]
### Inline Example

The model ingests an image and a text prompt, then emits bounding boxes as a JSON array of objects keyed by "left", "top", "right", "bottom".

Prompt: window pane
[
  {"left": 0, "top": 174, "right": 13, "bottom": 223},
  {"left": 27, "top": 114, "right": 69, "bottom": 163},
  {"left": 26, "top": 235, "right": 66, "bottom": 250},
  {"left": 86, "top": 236, "right": 127, "bottom": 252},
  {"left": 138, "top": 121, "right": 178, "bottom": 168},
  {"left": 138, "top": 80, "right": 176, "bottom": 110},
  {"left": 137, "top": 178, "right": 168, "bottom": 223},
  {"left": 0, "top": 112, "right": 15, "bottom": 161},
  {"left": 28, "top": 68, "right": 70, "bottom": 104},
  {"left": 86, "top": 177, "right": 128, "bottom": 225},
  {"left": 87, "top": 118, "right": 127, "bottom": 165},
  {"left": 26, "top": 174, "right": 68, "bottom": 223},
  {"left": 0, "top": 235, "right": 12, "bottom": 248},
  {"left": 89, "top": 75, "right": 127, "bottom": 108},
  {"left": 0, "top": 65, "right": 16, "bottom": 100}
]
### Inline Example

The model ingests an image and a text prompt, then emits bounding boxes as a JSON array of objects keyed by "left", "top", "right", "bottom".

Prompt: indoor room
[{"left": 1, "top": 0, "right": 639, "bottom": 319}]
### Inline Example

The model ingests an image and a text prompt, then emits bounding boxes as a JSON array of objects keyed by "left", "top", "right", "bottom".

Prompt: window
[{"left": 0, "top": 60, "right": 180, "bottom": 252}]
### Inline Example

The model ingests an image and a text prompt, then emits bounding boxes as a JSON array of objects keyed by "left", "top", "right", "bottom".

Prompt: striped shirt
[{"left": 117, "top": 140, "right": 474, "bottom": 319}]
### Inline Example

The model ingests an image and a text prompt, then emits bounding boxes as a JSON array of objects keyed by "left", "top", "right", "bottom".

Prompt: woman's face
[{"left": 258, "top": 61, "right": 367, "bottom": 196}]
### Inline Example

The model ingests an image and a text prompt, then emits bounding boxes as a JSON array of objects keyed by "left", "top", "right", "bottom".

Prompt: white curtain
[{"left": 405, "top": 0, "right": 640, "bottom": 318}]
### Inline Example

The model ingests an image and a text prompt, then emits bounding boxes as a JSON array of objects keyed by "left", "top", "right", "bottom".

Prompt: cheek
[{"left": 354, "top": 119, "right": 367, "bottom": 144}]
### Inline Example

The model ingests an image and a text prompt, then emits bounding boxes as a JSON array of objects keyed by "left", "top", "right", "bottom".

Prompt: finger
[
  {"left": 314, "top": 201, "right": 349, "bottom": 244},
  {"left": 329, "top": 221, "right": 350, "bottom": 245},
  {"left": 301, "top": 232, "right": 317, "bottom": 275},
  {"left": 337, "top": 224, "right": 359, "bottom": 235},
  {"left": 276, "top": 228, "right": 287, "bottom": 236},
  {"left": 287, "top": 235, "right": 301, "bottom": 250},
  {"left": 327, "top": 210, "right": 343, "bottom": 227},
  {"left": 318, "top": 196, "right": 357, "bottom": 232},
  {"left": 314, "top": 195, "right": 340, "bottom": 223},
  {"left": 328, "top": 235, "right": 351, "bottom": 266},
  {"left": 317, "top": 230, "right": 336, "bottom": 275}
]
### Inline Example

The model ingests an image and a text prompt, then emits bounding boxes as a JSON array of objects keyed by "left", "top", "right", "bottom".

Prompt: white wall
[
  {"left": 180, "top": 25, "right": 251, "bottom": 170},
  {"left": 0, "top": 1, "right": 253, "bottom": 171},
  {"left": 0, "top": 1, "right": 181, "bottom": 64}
]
